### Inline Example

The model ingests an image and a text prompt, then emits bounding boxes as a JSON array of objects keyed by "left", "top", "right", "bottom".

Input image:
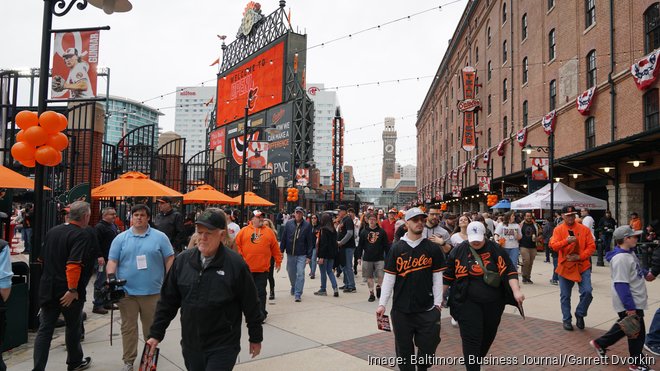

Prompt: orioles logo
[
  {"left": 396, "top": 254, "right": 432, "bottom": 277},
  {"left": 368, "top": 231, "right": 379, "bottom": 244}
]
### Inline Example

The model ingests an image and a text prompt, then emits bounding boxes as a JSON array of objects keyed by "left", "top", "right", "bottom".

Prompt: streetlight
[
  {"left": 30, "top": 0, "right": 132, "bottom": 330},
  {"left": 521, "top": 142, "right": 554, "bottom": 223}
]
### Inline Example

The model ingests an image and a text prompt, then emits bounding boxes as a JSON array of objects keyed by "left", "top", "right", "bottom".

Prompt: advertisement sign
[
  {"left": 451, "top": 185, "right": 461, "bottom": 198},
  {"left": 460, "top": 66, "right": 478, "bottom": 152},
  {"left": 296, "top": 168, "right": 309, "bottom": 186},
  {"left": 246, "top": 141, "right": 269, "bottom": 169},
  {"left": 265, "top": 103, "right": 293, "bottom": 178},
  {"left": 51, "top": 30, "right": 100, "bottom": 99},
  {"left": 229, "top": 131, "right": 263, "bottom": 166},
  {"left": 209, "top": 128, "right": 226, "bottom": 152},
  {"left": 478, "top": 177, "right": 491, "bottom": 192},
  {"left": 530, "top": 158, "right": 549, "bottom": 180},
  {"left": 216, "top": 41, "right": 284, "bottom": 126}
]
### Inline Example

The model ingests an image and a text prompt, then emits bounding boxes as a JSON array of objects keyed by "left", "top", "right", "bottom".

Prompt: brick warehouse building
[{"left": 417, "top": 0, "right": 660, "bottom": 225}]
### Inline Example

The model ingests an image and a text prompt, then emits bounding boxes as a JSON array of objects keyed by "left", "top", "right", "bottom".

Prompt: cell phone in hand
[{"left": 568, "top": 230, "right": 575, "bottom": 237}]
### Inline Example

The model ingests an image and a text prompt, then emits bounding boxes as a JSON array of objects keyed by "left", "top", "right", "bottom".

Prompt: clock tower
[{"left": 382, "top": 117, "right": 397, "bottom": 188}]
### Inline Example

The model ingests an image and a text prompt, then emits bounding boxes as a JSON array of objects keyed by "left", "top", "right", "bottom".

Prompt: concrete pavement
[{"left": 4, "top": 250, "right": 659, "bottom": 370}]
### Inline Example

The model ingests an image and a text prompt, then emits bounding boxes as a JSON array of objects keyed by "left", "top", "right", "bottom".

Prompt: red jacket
[
  {"left": 380, "top": 218, "right": 396, "bottom": 244},
  {"left": 549, "top": 222, "right": 595, "bottom": 282}
]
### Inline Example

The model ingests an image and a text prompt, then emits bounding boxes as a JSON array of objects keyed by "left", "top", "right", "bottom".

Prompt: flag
[
  {"left": 210, "top": 58, "right": 220, "bottom": 67},
  {"left": 497, "top": 139, "right": 506, "bottom": 156},
  {"left": 483, "top": 150, "right": 490, "bottom": 164},
  {"left": 516, "top": 127, "right": 528, "bottom": 147},
  {"left": 576, "top": 87, "right": 596, "bottom": 115},
  {"left": 542, "top": 110, "right": 557, "bottom": 135},
  {"left": 631, "top": 49, "right": 660, "bottom": 90}
]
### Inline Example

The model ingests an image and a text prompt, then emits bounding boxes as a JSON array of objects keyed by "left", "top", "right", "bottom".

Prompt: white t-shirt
[
  {"left": 66, "top": 62, "right": 94, "bottom": 98},
  {"left": 449, "top": 233, "right": 467, "bottom": 248},
  {"left": 582, "top": 215, "right": 595, "bottom": 238},
  {"left": 494, "top": 223, "right": 522, "bottom": 249},
  {"left": 227, "top": 222, "right": 240, "bottom": 240},
  {"left": 423, "top": 224, "right": 450, "bottom": 241}
]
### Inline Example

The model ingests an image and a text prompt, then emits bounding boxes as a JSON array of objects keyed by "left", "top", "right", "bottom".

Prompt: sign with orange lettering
[{"left": 216, "top": 42, "right": 284, "bottom": 127}]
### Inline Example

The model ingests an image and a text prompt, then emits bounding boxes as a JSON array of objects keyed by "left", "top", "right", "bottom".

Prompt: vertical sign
[
  {"left": 458, "top": 66, "right": 481, "bottom": 152},
  {"left": 51, "top": 30, "right": 100, "bottom": 99}
]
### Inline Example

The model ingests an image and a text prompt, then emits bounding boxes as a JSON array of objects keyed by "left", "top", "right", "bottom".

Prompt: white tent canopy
[{"left": 511, "top": 182, "right": 608, "bottom": 210}]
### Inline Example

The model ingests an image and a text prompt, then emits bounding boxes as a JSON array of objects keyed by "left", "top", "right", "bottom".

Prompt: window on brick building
[
  {"left": 488, "top": 61, "right": 492, "bottom": 80},
  {"left": 475, "top": 46, "right": 479, "bottom": 63},
  {"left": 585, "top": 117, "right": 596, "bottom": 149},
  {"left": 522, "top": 57, "right": 528, "bottom": 84},
  {"left": 645, "top": 4, "right": 660, "bottom": 53},
  {"left": 487, "top": 128, "right": 492, "bottom": 147},
  {"left": 487, "top": 26, "right": 492, "bottom": 46},
  {"left": 548, "top": 0, "right": 555, "bottom": 10},
  {"left": 549, "top": 79, "right": 557, "bottom": 110},
  {"left": 522, "top": 100, "right": 528, "bottom": 127},
  {"left": 503, "top": 79, "right": 508, "bottom": 101},
  {"left": 585, "top": 0, "right": 596, "bottom": 28},
  {"left": 503, "top": 116, "right": 508, "bottom": 138},
  {"left": 503, "top": 3, "right": 507, "bottom": 24},
  {"left": 503, "top": 40, "right": 508, "bottom": 63},
  {"left": 586, "top": 50, "right": 597, "bottom": 88},
  {"left": 522, "top": 14, "right": 528, "bottom": 40},
  {"left": 644, "top": 88, "right": 659, "bottom": 130},
  {"left": 549, "top": 29, "right": 556, "bottom": 61},
  {"left": 488, "top": 94, "right": 492, "bottom": 114}
]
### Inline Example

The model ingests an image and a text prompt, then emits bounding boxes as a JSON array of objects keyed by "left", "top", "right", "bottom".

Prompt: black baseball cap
[
  {"left": 157, "top": 196, "right": 173, "bottom": 203},
  {"left": 561, "top": 206, "right": 578, "bottom": 216},
  {"left": 195, "top": 209, "right": 227, "bottom": 230}
]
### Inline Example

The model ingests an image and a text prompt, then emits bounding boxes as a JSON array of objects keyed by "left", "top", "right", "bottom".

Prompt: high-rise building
[
  {"left": 103, "top": 95, "right": 162, "bottom": 145},
  {"left": 174, "top": 86, "right": 216, "bottom": 161},
  {"left": 382, "top": 117, "right": 397, "bottom": 188},
  {"left": 306, "top": 83, "right": 339, "bottom": 186}
]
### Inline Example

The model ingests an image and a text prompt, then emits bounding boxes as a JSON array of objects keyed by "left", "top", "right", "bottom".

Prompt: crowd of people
[{"left": 0, "top": 199, "right": 658, "bottom": 371}]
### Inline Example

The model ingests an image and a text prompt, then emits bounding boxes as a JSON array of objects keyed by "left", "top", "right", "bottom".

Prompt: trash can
[{"left": 2, "top": 261, "right": 28, "bottom": 351}]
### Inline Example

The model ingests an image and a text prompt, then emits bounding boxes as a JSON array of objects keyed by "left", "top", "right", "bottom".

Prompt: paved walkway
[{"left": 5, "top": 249, "right": 659, "bottom": 370}]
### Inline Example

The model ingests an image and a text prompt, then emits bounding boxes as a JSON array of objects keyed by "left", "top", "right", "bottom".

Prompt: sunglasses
[{"left": 409, "top": 216, "right": 427, "bottom": 223}]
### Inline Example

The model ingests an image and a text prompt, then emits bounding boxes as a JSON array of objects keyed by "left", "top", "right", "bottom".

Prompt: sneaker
[
  {"left": 451, "top": 318, "right": 459, "bottom": 327},
  {"left": 68, "top": 357, "right": 92, "bottom": 371},
  {"left": 92, "top": 306, "right": 108, "bottom": 315},
  {"left": 120, "top": 363, "right": 133, "bottom": 371},
  {"left": 269, "top": 293, "right": 275, "bottom": 300},
  {"left": 314, "top": 290, "right": 327, "bottom": 296},
  {"left": 376, "top": 285, "right": 381, "bottom": 298},
  {"left": 549, "top": 279, "right": 558, "bottom": 286},
  {"left": 522, "top": 278, "right": 530, "bottom": 284},
  {"left": 368, "top": 293, "right": 376, "bottom": 302},
  {"left": 589, "top": 340, "right": 607, "bottom": 358},
  {"left": 343, "top": 288, "right": 356, "bottom": 293},
  {"left": 294, "top": 296, "right": 301, "bottom": 302},
  {"left": 333, "top": 291, "right": 339, "bottom": 297},
  {"left": 338, "top": 285, "right": 346, "bottom": 290},
  {"left": 644, "top": 343, "right": 660, "bottom": 356},
  {"left": 527, "top": 279, "right": 534, "bottom": 284},
  {"left": 563, "top": 321, "right": 574, "bottom": 331},
  {"left": 628, "top": 365, "right": 654, "bottom": 371},
  {"left": 575, "top": 315, "right": 585, "bottom": 329}
]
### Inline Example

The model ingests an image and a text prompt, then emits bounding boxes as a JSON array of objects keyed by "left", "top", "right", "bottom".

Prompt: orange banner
[
  {"left": 216, "top": 42, "right": 284, "bottom": 127},
  {"left": 461, "top": 66, "right": 477, "bottom": 152},
  {"left": 51, "top": 30, "right": 100, "bottom": 100}
]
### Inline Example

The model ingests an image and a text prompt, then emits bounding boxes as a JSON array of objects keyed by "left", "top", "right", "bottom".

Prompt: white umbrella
[{"left": 511, "top": 182, "right": 607, "bottom": 210}]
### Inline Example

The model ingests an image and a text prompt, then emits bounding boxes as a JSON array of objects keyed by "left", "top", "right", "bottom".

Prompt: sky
[{"left": 2, "top": 0, "right": 466, "bottom": 187}]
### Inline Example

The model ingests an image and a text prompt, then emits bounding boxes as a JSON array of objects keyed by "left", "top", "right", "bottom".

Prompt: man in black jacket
[
  {"left": 147, "top": 208, "right": 263, "bottom": 371},
  {"left": 92, "top": 207, "right": 119, "bottom": 314},
  {"left": 356, "top": 213, "right": 389, "bottom": 302},
  {"left": 153, "top": 197, "right": 184, "bottom": 253}
]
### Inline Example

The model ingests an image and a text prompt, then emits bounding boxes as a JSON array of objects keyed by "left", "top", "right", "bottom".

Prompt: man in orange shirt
[
  {"left": 236, "top": 210, "right": 282, "bottom": 320},
  {"left": 550, "top": 206, "right": 596, "bottom": 332},
  {"left": 629, "top": 212, "right": 643, "bottom": 231}
]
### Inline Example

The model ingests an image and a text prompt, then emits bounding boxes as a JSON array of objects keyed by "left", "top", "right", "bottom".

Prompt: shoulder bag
[{"left": 468, "top": 245, "right": 501, "bottom": 288}]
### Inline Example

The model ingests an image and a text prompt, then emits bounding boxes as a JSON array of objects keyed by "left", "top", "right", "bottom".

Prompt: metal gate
[
  {"left": 184, "top": 149, "right": 228, "bottom": 192},
  {"left": 154, "top": 137, "right": 186, "bottom": 192},
  {"left": 115, "top": 124, "right": 156, "bottom": 176}
]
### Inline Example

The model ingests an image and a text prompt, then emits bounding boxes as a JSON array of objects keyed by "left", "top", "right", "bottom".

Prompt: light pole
[
  {"left": 523, "top": 137, "right": 555, "bottom": 223},
  {"left": 31, "top": 0, "right": 132, "bottom": 330}
]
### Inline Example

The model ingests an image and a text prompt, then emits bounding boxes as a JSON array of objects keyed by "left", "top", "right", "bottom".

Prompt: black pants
[
  {"left": 268, "top": 257, "right": 275, "bottom": 295},
  {"left": 252, "top": 272, "right": 269, "bottom": 318},
  {"left": 391, "top": 308, "right": 441, "bottom": 371},
  {"left": 457, "top": 299, "right": 505, "bottom": 371},
  {"left": 182, "top": 345, "right": 240, "bottom": 371},
  {"left": 595, "top": 310, "right": 646, "bottom": 365},
  {"left": 33, "top": 300, "right": 85, "bottom": 371}
]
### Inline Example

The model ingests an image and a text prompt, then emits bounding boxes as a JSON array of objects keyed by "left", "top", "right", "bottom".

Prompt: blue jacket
[{"left": 280, "top": 219, "right": 314, "bottom": 258}]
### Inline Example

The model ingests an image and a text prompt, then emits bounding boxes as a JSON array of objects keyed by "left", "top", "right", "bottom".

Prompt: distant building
[
  {"left": 103, "top": 95, "right": 162, "bottom": 145},
  {"left": 307, "top": 83, "right": 339, "bottom": 186},
  {"left": 343, "top": 165, "right": 357, "bottom": 188},
  {"left": 382, "top": 117, "right": 397, "bottom": 188},
  {"left": 174, "top": 86, "right": 216, "bottom": 161}
]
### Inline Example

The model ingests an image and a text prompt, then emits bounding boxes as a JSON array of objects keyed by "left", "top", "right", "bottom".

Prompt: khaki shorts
[{"left": 362, "top": 260, "right": 384, "bottom": 280}]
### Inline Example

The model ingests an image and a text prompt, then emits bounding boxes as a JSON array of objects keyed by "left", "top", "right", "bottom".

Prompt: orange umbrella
[
  {"left": 91, "top": 171, "right": 183, "bottom": 198},
  {"left": 231, "top": 191, "right": 275, "bottom": 207},
  {"left": 0, "top": 165, "right": 50, "bottom": 190},
  {"left": 183, "top": 184, "right": 238, "bottom": 205}
]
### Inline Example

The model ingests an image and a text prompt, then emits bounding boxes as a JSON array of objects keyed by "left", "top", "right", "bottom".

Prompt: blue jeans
[
  {"left": 22, "top": 227, "right": 32, "bottom": 252},
  {"left": 551, "top": 252, "right": 559, "bottom": 281},
  {"left": 319, "top": 259, "right": 337, "bottom": 291},
  {"left": 505, "top": 248, "right": 519, "bottom": 270},
  {"left": 646, "top": 307, "right": 660, "bottom": 348},
  {"left": 558, "top": 269, "right": 593, "bottom": 322},
  {"left": 286, "top": 254, "right": 307, "bottom": 298},
  {"left": 93, "top": 263, "right": 106, "bottom": 308},
  {"left": 309, "top": 248, "right": 317, "bottom": 277},
  {"left": 341, "top": 247, "right": 356, "bottom": 289}
]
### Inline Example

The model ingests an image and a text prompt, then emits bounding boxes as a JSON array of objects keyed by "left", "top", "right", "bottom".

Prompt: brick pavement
[{"left": 330, "top": 314, "right": 658, "bottom": 370}]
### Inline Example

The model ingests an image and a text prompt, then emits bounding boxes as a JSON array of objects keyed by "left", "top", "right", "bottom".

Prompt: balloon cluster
[{"left": 11, "top": 110, "right": 69, "bottom": 168}]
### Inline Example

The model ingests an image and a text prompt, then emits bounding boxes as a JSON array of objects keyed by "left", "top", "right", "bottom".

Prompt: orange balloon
[
  {"left": 22, "top": 126, "right": 48, "bottom": 147},
  {"left": 11, "top": 142, "right": 36, "bottom": 162},
  {"left": 46, "top": 132, "right": 69, "bottom": 151},
  {"left": 56, "top": 113, "right": 68, "bottom": 132},
  {"left": 39, "top": 111, "right": 66, "bottom": 134},
  {"left": 16, "top": 130, "right": 26, "bottom": 142},
  {"left": 20, "top": 159, "right": 36, "bottom": 168},
  {"left": 15, "top": 110, "right": 38, "bottom": 130},
  {"left": 35, "top": 145, "right": 61, "bottom": 166}
]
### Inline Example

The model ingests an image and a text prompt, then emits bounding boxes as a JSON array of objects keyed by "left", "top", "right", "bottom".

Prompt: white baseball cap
[
  {"left": 404, "top": 207, "right": 427, "bottom": 221},
  {"left": 467, "top": 221, "right": 486, "bottom": 242},
  {"left": 252, "top": 210, "right": 263, "bottom": 217}
]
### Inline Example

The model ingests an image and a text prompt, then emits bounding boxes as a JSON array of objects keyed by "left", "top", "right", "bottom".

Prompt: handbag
[{"left": 469, "top": 246, "right": 501, "bottom": 288}]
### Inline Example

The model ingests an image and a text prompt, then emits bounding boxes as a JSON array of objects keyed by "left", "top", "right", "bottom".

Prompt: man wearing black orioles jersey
[
  {"left": 376, "top": 208, "right": 446, "bottom": 371},
  {"left": 356, "top": 213, "right": 389, "bottom": 302}
]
